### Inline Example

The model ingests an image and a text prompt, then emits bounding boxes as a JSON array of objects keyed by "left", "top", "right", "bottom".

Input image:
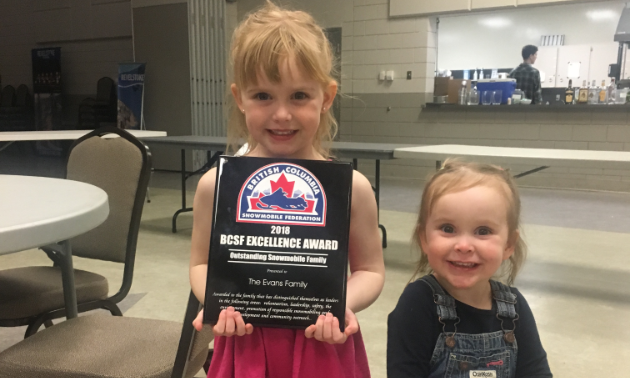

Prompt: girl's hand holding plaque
[
  {"left": 193, "top": 308, "right": 254, "bottom": 336},
  {"left": 304, "top": 307, "right": 359, "bottom": 344}
]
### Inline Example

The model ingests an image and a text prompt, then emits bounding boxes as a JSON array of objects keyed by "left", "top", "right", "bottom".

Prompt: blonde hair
[
  {"left": 227, "top": 1, "right": 338, "bottom": 158},
  {"left": 411, "top": 159, "right": 527, "bottom": 286}
]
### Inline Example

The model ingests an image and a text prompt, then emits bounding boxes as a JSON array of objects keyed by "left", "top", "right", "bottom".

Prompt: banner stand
[{"left": 117, "top": 63, "right": 146, "bottom": 130}]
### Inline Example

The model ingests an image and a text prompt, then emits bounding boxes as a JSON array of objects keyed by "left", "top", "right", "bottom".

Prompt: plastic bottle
[
  {"left": 458, "top": 81, "right": 468, "bottom": 105},
  {"left": 607, "top": 78, "right": 617, "bottom": 105},
  {"left": 467, "top": 86, "right": 479, "bottom": 105}
]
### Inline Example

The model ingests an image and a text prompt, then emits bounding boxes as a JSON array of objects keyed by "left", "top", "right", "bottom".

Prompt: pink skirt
[{"left": 207, "top": 327, "right": 371, "bottom": 378}]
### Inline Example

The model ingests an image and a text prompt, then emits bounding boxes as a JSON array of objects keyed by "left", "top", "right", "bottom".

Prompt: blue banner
[{"left": 117, "top": 63, "right": 145, "bottom": 130}]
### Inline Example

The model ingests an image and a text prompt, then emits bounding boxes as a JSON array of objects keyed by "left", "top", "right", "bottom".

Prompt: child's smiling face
[
  {"left": 232, "top": 58, "right": 336, "bottom": 160},
  {"left": 420, "top": 184, "right": 516, "bottom": 297}
]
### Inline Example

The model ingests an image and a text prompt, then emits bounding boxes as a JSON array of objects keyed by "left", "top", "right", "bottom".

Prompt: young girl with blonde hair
[
  {"left": 387, "top": 160, "right": 551, "bottom": 377},
  {"left": 190, "top": 2, "right": 384, "bottom": 377}
]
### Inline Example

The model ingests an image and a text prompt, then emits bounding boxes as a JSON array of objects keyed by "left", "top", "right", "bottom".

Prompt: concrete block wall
[
  {"left": 340, "top": 0, "right": 436, "bottom": 96},
  {"left": 339, "top": 100, "right": 630, "bottom": 192}
]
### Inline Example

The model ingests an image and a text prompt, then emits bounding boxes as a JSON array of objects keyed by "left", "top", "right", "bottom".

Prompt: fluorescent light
[
  {"left": 478, "top": 17, "right": 512, "bottom": 29},
  {"left": 586, "top": 10, "right": 617, "bottom": 22}
]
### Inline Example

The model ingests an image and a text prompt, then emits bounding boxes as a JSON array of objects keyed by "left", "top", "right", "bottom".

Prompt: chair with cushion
[
  {"left": 0, "top": 291, "right": 214, "bottom": 378},
  {"left": 0, "top": 126, "right": 151, "bottom": 337}
]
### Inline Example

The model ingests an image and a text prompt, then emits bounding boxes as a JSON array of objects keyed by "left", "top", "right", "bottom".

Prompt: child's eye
[
  {"left": 255, "top": 93, "right": 271, "bottom": 100},
  {"left": 292, "top": 92, "right": 308, "bottom": 100},
  {"left": 476, "top": 227, "right": 492, "bottom": 236},
  {"left": 440, "top": 224, "right": 455, "bottom": 233}
]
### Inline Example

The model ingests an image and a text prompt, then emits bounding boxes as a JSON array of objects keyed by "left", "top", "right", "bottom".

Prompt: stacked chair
[
  {"left": 78, "top": 77, "right": 118, "bottom": 129},
  {"left": 0, "top": 84, "right": 33, "bottom": 131}
]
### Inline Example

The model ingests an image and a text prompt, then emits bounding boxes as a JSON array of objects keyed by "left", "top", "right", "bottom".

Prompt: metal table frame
[{"left": 141, "top": 136, "right": 418, "bottom": 248}]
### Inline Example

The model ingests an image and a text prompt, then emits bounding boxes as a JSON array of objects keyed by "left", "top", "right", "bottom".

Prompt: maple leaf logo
[{"left": 269, "top": 173, "right": 295, "bottom": 197}]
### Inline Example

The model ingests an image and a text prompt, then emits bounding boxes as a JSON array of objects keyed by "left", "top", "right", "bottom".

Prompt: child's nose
[
  {"left": 272, "top": 103, "right": 292, "bottom": 122},
  {"left": 454, "top": 235, "right": 474, "bottom": 253}
]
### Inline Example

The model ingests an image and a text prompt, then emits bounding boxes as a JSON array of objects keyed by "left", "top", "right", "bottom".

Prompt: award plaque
[{"left": 203, "top": 156, "right": 353, "bottom": 330}]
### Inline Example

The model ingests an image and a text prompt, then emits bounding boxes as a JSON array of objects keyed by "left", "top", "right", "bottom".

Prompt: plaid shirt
[{"left": 509, "top": 63, "right": 542, "bottom": 104}]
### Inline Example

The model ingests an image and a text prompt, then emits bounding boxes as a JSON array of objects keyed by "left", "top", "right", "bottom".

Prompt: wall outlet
[{"left": 407, "top": 71, "right": 412, "bottom": 80}]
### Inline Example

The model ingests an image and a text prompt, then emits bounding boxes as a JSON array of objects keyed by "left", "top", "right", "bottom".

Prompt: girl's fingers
[
  {"left": 224, "top": 307, "right": 236, "bottom": 335},
  {"left": 306, "top": 311, "right": 354, "bottom": 344},
  {"left": 344, "top": 312, "right": 360, "bottom": 337},
  {"left": 212, "top": 309, "right": 227, "bottom": 335},
  {"left": 322, "top": 313, "right": 334, "bottom": 342},
  {"left": 211, "top": 307, "right": 254, "bottom": 337},
  {"left": 304, "top": 324, "right": 317, "bottom": 338},
  {"left": 332, "top": 317, "right": 347, "bottom": 344},
  {"left": 313, "top": 315, "right": 325, "bottom": 341},
  {"left": 192, "top": 310, "right": 204, "bottom": 331},
  {"left": 234, "top": 311, "right": 246, "bottom": 336}
]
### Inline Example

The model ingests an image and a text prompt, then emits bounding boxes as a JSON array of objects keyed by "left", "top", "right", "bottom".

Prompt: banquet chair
[
  {"left": 0, "top": 291, "right": 214, "bottom": 378},
  {"left": 0, "top": 126, "right": 151, "bottom": 338}
]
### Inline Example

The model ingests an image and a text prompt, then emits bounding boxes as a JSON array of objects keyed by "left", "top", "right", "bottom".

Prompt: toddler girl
[{"left": 387, "top": 160, "right": 551, "bottom": 377}]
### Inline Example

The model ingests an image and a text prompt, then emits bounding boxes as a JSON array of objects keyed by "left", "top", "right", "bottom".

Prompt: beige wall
[
  {"left": 133, "top": 3, "right": 192, "bottom": 170},
  {"left": 342, "top": 1, "right": 436, "bottom": 95},
  {"left": 237, "top": 0, "right": 353, "bottom": 29}
]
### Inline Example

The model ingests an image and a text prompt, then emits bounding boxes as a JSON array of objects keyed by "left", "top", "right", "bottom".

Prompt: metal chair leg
[
  {"left": 24, "top": 316, "right": 47, "bottom": 338},
  {"left": 379, "top": 224, "right": 387, "bottom": 249},
  {"left": 101, "top": 301, "right": 123, "bottom": 316},
  {"left": 146, "top": 168, "right": 154, "bottom": 203}
]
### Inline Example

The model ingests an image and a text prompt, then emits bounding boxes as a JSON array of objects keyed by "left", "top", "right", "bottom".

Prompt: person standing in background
[{"left": 509, "top": 45, "right": 543, "bottom": 104}]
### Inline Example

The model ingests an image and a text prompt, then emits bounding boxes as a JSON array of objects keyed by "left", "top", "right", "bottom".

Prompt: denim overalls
[{"left": 421, "top": 275, "right": 519, "bottom": 378}]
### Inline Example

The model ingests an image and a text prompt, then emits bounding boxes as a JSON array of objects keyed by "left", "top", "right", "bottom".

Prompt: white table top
[
  {"left": 394, "top": 144, "right": 630, "bottom": 170},
  {"left": 0, "top": 129, "right": 166, "bottom": 142},
  {"left": 0, "top": 175, "right": 109, "bottom": 255}
]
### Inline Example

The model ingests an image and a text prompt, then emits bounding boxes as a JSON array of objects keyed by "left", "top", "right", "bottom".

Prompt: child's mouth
[
  {"left": 268, "top": 129, "right": 297, "bottom": 141},
  {"left": 448, "top": 261, "right": 479, "bottom": 269},
  {"left": 269, "top": 129, "right": 297, "bottom": 136}
]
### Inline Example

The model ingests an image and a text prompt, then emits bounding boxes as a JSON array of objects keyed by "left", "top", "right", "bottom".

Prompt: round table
[
  {"left": 0, "top": 174, "right": 109, "bottom": 318},
  {"left": 0, "top": 175, "right": 109, "bottom": 254}
]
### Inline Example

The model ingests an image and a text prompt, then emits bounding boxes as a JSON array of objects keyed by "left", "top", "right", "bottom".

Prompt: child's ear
[
  {"left": 503, "top": 229, "right": 519, "bottom": 260},
  {"left": 322, "top": 80, "right": 337, "bottom": 113},
  {"left": 231, "top": 84, "right": 244, "bottom": 111}
]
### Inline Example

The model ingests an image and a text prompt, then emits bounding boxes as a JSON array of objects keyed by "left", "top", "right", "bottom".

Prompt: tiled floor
[{"left": 1, "top": 147, "right": 630, "bottom": 377}]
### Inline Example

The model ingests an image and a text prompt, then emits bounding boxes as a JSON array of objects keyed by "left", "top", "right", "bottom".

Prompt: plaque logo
[{"left": 236, "top": 163, "right": 326, "bottom": 226}]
